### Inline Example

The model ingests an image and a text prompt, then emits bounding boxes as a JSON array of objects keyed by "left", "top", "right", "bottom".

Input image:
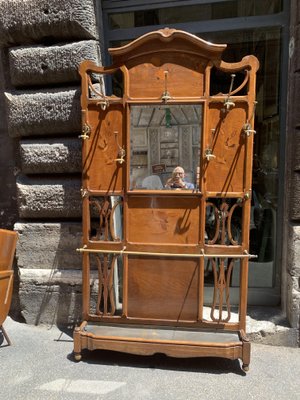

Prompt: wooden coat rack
[{"left": 73, "top": 28, "right": 259, "bottom": 372}]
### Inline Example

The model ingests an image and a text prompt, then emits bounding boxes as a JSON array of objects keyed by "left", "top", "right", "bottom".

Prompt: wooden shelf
[
  {"left": 83, "top": 323, "right": 241, "bottom": 344},
  {"left": 73, "top": 322, "right": 249, "bottom": 369}
]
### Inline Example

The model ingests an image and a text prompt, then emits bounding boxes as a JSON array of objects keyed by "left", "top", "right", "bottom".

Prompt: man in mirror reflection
[{"left": 165, "top": 166, "right": 194, "bottom": 189}]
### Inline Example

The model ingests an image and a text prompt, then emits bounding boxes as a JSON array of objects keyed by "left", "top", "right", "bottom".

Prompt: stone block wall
[
  {"left": 0, "top": 47, "right": 18, "bottom": 230},
  {"left": 0, "top": 0, "right": 101, "bottom": 326},
  {"left": 285, "top": 0, "right": 300, "bottom": 332}
]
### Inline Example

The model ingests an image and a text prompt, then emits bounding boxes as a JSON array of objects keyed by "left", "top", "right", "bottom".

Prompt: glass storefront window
[
  {"left": 102, "top": 0, "right": 287, "bottom": 301},
  {"left": 108, "top": 0, "right": 282, "bottom": 30}
]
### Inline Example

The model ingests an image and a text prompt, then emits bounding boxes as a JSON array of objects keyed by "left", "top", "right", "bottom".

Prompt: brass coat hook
[
  {"left": 222, "top": 74, "right": 236, "bottom": 113},
  {"left": 114, "top": 131, "right": 126, "bottom": 164},
  {"left": 161, "top": 70, "right": 172, "bottom": 102}
]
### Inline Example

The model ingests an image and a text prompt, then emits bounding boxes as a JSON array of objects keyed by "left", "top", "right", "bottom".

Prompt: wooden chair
[{"left": 0, "top": 229, "right": 18, "bottom": 346}]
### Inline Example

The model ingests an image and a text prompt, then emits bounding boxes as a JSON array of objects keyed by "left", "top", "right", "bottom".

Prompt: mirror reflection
[{"left": 130, "top": 105, "right": 202, "bottom": 190}]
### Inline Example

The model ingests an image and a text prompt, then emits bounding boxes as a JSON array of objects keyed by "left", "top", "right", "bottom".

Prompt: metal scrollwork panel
[
  {"left": 205, "top": 198, "right": 243, "bottom": 246},
  {"left": 89, "top": 195, "right": 123, "bottom": 242}
]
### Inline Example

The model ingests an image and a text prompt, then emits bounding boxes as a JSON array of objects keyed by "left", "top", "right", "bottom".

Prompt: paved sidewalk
[{"left": 0, "top": 317, "right": 299, "bottom": 400}]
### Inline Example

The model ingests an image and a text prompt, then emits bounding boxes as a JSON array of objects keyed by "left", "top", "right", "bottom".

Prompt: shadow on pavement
[{"left": 67, "top": 348, "right": 246, "bottom": 376}]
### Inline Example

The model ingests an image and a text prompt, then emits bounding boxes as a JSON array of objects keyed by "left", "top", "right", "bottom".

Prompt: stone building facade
[
  {"left": 0, "top": 0, "right": 299, "bottom": 340},
  {"left": 0, "top": 0, "right": 100, "bottom": 325}
]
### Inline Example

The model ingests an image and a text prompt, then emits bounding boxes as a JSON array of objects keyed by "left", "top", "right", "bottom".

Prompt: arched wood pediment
[{"left": 109, "top": 28, "right": 227, "bottom": 66}]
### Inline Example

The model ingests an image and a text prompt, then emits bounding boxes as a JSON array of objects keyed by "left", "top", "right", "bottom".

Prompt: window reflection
[
  {"left": 108, "top": 0, "right": 282, "bottom": 30},
  {"left": 130, "top": 105, "right": 202, "bottom": 190}
]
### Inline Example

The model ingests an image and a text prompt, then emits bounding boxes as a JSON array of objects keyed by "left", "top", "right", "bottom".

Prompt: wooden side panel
[
  {"left": 127, "top": 256, "right": 199, "bottom": 321},
  {"left": 204, "top": 103, "right": 248, "bottom": 193},
  {"left": 127, "top": 54, "right": 205, "bottom": 99},
  {"left": 83, "top": 104, "right": 125, "bottom": 191},
  {"left": 127, "top": 196, "right": 200, "bottom": 245}
]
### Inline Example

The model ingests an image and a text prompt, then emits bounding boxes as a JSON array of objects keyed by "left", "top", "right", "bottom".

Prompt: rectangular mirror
[{"left": 129, "top": 105, "right": 202, "bottom": 190}]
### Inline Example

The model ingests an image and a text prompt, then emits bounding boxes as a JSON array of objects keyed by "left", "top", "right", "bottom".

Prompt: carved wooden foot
[
  {"left": 242, "top": 363, "right": 249, "bottom": 372},
  {"left": 73, "top": 352, "right": 82, "bottom": 361}
]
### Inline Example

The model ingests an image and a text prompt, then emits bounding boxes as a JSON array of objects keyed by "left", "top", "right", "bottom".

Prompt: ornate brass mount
[
  {"left": 244, "top": 191, "right": 251, "bottom": 200},
  {"left": 243, "top": 122, "right": 256, "bottom": 137},
  {"left": 205, "top": 148, "right": 216, "bottom": 161},
  {"left": 80, "top": 188, "right": 88, "bottom": 198},
  {"left": 161, "top": 70, "right": 172, "bottom": 102},
  {"left": 79, "top": 123, "right": 91, "bottom": 140},
  {"left": 243, "top": 101, "right": 257, "bottom": 137}
]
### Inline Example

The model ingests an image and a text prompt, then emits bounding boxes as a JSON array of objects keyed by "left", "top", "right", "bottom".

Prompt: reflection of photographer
[{"left": 165, "top": 166, "right": 194, "bottom": 189}]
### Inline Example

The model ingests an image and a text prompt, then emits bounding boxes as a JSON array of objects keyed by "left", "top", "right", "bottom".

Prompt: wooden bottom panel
[
  {"left": 127, "top": 256, "right": 199, "bottom": 321},
  {"left": 73, "top": 322, "right": 249, "bottom": 367}
]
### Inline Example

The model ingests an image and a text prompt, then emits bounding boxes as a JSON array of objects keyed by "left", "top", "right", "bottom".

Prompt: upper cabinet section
[
  {"left": 79, "top": 28, "right": 259, "bottom": 195},
  {"left": 109, "top": 28, "right": 227, "bottom": 100}
]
